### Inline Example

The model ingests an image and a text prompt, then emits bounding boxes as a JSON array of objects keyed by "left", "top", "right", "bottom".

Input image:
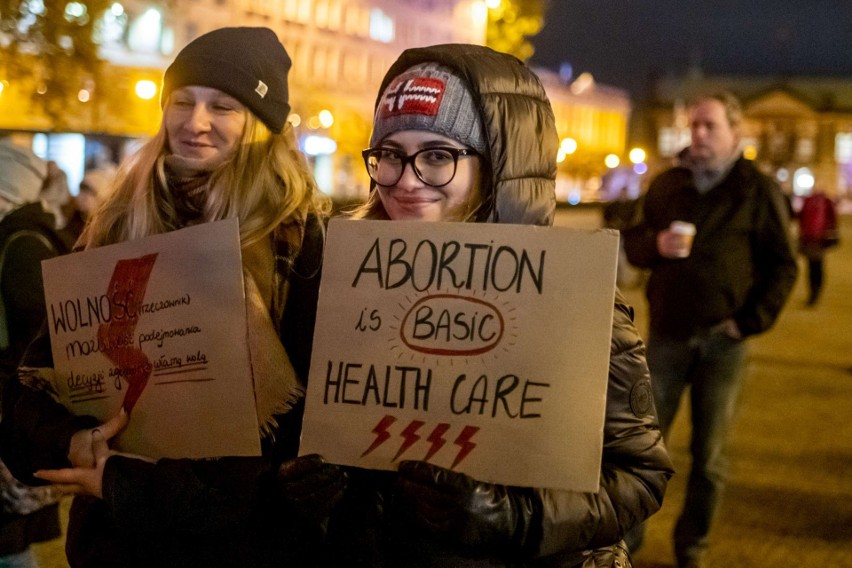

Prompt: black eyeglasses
[{"left": 362, "top": 146, "right": 478, "bottom": 188}]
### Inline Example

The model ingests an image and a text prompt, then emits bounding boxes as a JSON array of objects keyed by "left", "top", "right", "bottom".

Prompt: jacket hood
[
  {"left": 372, "top": 44, "right": 557, "bottom": 226},
  {"left": 0, "top": 139, "right": 47, "bottom": 206}
]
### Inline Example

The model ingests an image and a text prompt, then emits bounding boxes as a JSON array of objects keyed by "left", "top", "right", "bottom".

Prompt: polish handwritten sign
[
  {"left": 41, "top": 219, "right": 260, "bottom": 459},
  {"left": 300, "top": 219, "right": 619, "bottom": 492}
]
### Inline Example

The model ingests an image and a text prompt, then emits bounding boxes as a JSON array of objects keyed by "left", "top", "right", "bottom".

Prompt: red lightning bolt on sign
[
  {"left": 393, "top": 420, "right": 424, "bottom": 461},
  {"left": 424, "top": 423, "right": 450, "bottom": 462},
  {"left": 451, "top": 425, "right": 480, "bottom": 469},
  {"left": 361, "top": 414, "right": 397, "bottom": 458},
  {"left": 97, "top": 254, "right": 158, "bottom": 413}
]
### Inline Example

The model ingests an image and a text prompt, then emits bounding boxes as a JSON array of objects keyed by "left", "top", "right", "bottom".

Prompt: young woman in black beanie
[
  {"left": 0, "top": 27, "right": 344, "bottom": 567},
  {"left": 339, "top": 44, "right": 674, "bottom": 567}
]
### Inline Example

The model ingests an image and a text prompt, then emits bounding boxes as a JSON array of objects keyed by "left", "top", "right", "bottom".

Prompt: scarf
[
  {"left": 678, "top": 146, "right": 739, "bottom": 194},
  {"left": 164, "top": 154, "right": 304, "bottom": 438},
  {"left": 164, "top": 154, "right": 216, "bottom": 221}
]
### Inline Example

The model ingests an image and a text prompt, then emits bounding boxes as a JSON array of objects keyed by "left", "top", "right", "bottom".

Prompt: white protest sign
[
  {"left": 300, "top": 218, "right": 619, "bottom": 492},
  {"left": 42, "top": 219, "right": 260, "bottom": 459}
]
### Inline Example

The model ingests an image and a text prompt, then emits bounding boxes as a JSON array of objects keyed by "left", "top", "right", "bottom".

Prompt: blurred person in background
[
  {"left": 339, "top": 43, "right": 673, "bottom": 568},
  {"left": 0, "top": 137, "right": 76, "bottom": 568},
  {"left": 796, "top": 187, "right": 839, "bottom": 306},
  {"left": 623, "top": 91, "right": 798, "bottom": 568},
  {"left": 74, "top": 165, "right": 117, "bottom": 224}
]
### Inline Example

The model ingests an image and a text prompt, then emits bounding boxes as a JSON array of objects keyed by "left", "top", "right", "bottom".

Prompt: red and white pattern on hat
[{"left": 379, "top": 77, "right": 445, "bottom": 118}]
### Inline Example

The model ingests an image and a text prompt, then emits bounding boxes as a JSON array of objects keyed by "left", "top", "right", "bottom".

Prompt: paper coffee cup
[{"left": 669, "top": 221, "right": 696, "bottom": 257}]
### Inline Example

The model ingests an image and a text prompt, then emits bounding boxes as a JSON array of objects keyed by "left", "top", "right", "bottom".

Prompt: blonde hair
[{"left": 81, "top": 113, "right": 329, "bottom": 250}]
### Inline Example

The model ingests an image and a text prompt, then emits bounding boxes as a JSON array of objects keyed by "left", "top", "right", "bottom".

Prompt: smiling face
[
  {"left": 164, "top": 86, "right": 247, "bottom": 163},
  {"left": 688, "top": 98, "right": 739, "bottom": 170},
  {"left": 375, "top": 131, "right": 482, "bottom": 222}
]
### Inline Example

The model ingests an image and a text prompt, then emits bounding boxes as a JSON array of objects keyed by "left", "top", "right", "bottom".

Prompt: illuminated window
[
  {"left": 296, "top": 0, "right": 312, "bottom": 24},
  {"left": 315, "top": 0, "right": 328, "bottom": 27},
  {"left": 370, "top": 8, "right": 394, "bottom": 43},
  {"left": 795, "top": 138, "right": 814, "bottom": 162},
  {"left": 127, "top": 8, "right": 162, "bottom": 53},
  {"left": 658, "top": 127, "right": 690, "bottom": 157},
  {"left": 95, "top": 2, "right": 127, "bottom": 45},
  {"left": 344, "top": 5, "right": 363, "bottom": 35},
  {"left": 160, "top": 25, "right": 174, "bottom": 55},
  {"left": 835, "top": 133, "right": 852, "bottom": 163},
  {"left": 326, "top": 0, "right": 342, "bottom": 31},
  {"left": 283, "top": 0, "right": 299, "bottom": 20}
]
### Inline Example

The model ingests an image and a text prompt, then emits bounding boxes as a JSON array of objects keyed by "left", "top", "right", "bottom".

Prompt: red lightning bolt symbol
[
  {"left": 451, "top": 425, "right": 480, "bottom": 469},
  {"left": 97, "top": 254, "right": 158, "bottom": 414},
  {"left": 424, "top": 423, "right": 450, "bottom": 462},
  {"left": 393, "top": 420, "right": 424, "bottom": 461},
  {"left": 361, "top": 414, "right": 397, "bottom": 458}
]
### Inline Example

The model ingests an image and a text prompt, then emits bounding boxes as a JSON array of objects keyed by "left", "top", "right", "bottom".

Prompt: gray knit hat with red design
[
  {"left": 162, "top": 27, "right": 291, "bottom": 133},
  {"left": 370, "top": 62, "right": 487, "bottom": 154}
]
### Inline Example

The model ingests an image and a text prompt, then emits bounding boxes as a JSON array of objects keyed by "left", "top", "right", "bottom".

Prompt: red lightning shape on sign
[
  {"left": 361, "top": 414, "right": 397, "bottom": 457},
  {"left": 97, "top": 254, "right": 158, "bottom": 413},
  {"left": 393, "top": 420, "right": 424, "bottom": 461},
  {"left": 451, "top": 425, "right": 480, "bottom": 469},
  {"left": 424, "top": 423, "right": 450, "bottom": 462}
]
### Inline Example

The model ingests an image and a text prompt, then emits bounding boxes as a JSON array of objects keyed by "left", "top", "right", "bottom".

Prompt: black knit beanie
[{"left": 161, "top": 27, "right": 291, "bottom": 133}]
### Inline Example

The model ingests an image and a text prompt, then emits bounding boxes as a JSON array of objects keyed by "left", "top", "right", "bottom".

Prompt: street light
[
  {"left": 628, "top": 148, "right": 646, "bottom": 164},
  {"left": 605, "top": 154, "right": 620, "bottom": 168},
  {"left": 318, "top": 109, "right": 334, "bottom": 128},
  {"left": 557, "top": 137, "right": 577, "bottom": 164},
  {"left": 560, "top": 137, "right": 577, "bottom": 154},
  {"left": 135, "top": 80, "right": 157, "bottom": 100}
]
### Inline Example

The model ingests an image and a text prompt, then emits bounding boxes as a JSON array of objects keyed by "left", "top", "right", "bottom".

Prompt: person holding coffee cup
[
  {"left": 660, "top": 220, "right": 697, "bottom": 258},
  {"left": 623, "top": 91, "right": 797, "bottom": 568}
]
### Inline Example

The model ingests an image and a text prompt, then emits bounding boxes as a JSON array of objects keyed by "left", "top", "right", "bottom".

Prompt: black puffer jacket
[{"left": 334, "top": 44, "right": 673, "bottom": 567}]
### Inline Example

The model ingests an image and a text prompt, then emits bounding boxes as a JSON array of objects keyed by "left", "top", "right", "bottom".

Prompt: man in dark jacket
[{"left": 623, "top": 91, "right": 798, "bottom": 568}]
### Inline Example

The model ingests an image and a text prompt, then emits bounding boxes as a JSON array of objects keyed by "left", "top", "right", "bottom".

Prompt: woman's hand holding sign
[
  {"left": 395, "top": 460, "right": 542, "bottom": 557},
  {"left": 34, "top": 408, "right": 130, "bottom": 498}
]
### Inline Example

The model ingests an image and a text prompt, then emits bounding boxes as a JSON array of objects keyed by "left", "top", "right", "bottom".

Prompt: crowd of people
[{"left": 0, "top": 25, "right": 812, "bottom": 568}]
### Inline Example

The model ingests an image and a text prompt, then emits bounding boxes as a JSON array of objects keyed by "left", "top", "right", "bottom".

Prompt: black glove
[
  {"left": 277, "top": 454, "right": 347, "bottom": 526},
  {"left": 395, "top": 460, "right": 542, "bottom": 557}
]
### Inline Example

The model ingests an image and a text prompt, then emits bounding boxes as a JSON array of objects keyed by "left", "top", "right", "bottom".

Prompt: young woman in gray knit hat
[
  {"left": 343, "top": 44, "right": 673, "bottom": 568},
  {"left": 0, "top": 27, "right": 345, "bottom": 567}
]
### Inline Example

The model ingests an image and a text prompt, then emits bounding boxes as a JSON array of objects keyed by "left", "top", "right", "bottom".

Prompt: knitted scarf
[{"left": 164, "top": 155, "right": 304, "bottom": 439}]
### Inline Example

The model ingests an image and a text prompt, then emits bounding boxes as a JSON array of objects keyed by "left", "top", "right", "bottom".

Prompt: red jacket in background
[{"left": 798, "top": 192, "right": 838, "bottom": 244}]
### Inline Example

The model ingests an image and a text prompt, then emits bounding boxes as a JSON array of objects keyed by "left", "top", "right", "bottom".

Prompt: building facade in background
[
  {"left": 1, "top": 0, "right": 633, "bottom": 202},
  {"left": 645, "top": 70, "right": 852, "bottom": 204}
]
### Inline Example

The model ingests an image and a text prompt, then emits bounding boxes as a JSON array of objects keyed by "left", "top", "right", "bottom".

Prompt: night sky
[{"left": 531, "top": 0, "right": 852, "bottom": 98}]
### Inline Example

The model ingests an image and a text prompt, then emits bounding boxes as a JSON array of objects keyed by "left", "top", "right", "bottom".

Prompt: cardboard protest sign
[
  {"left": 300, "top": 219, "right": 619, "bottom": 492},
  {"left": 42, "top": 219, "right": 260, "bottom": 459}
]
